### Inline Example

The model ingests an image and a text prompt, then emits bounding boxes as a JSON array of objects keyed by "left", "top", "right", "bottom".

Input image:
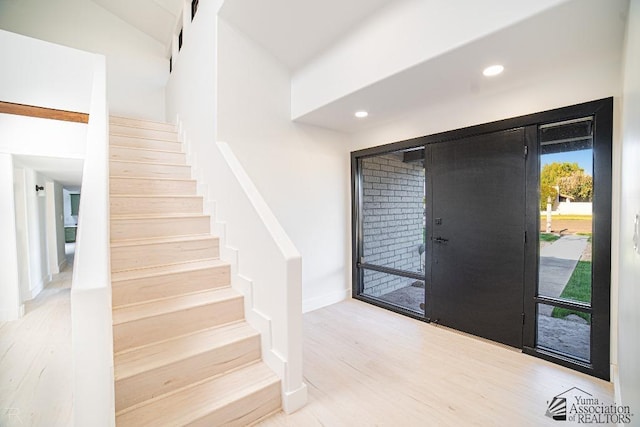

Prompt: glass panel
[
  {"left": 537, "top": 303, "right": 590, "bottom": 361},
  {"left": 538, "top": 118, "right": 593, "bottom": 306},
  {"left": 362, "top": 269, "right": 424, "bottom": 314},
  {"left": 70, "top": 193, "right": 81, "bottom": 216},
  {"left": 361, "top": 149, "right": 425, "bottom": 273}
]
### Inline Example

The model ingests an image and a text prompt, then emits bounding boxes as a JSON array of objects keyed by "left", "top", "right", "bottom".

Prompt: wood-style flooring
[
  {"left": 0, "top": 246, "right": 74, "bottom": 427},
  {"left": 259, "top": 299, "right": 614, "bottom": 426},
  {"left": 1, "top": 263, "right": 614, "bottom": 426}
]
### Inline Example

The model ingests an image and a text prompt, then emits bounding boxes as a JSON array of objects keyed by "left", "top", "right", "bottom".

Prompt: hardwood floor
[
  {"left": 259, "top": 299, "right": 614, "bottom": 427},
  {"left": 0, "top": 246, "right": 74, "bottom": 427},
  {"left": 0, "top": 272, "right": 614, "bottom": 426}
]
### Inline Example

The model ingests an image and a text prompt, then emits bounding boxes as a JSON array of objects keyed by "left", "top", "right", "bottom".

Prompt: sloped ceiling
[
  {"left": 89, "top": 0, "right": 395, "bottom": 69},
  {"left": 218, "top": 0, "right": 394, "bottom": 70},
  {"left": 91, "top": 0, "right": 183, "bottom": 49}
]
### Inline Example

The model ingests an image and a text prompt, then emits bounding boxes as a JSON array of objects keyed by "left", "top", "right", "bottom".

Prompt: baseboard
[
  {"left": 282, "top": 382, "right": 308, "bottom": 414},
  {"left": 303, "top": 288, "right": 350, "bottom": 313},
  {"left": 611, "top": 363, "right": 629, "bottom": 427},
  {"left": 0, "top": 304, "right": 24, "bottom": 321},
  {"left": 30, "top": 278, "right": 45, "bottom": 299},
  {"left": 59, "top": 258, "right": 68, "bottom": 272}
]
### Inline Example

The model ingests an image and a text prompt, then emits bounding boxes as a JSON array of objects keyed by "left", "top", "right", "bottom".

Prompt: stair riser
[
  {"left": 111, "top": 135, "right": 182, "bottom": 152},
  {"left": 113, "top": 297, "right": 244, "bottom": 353},
  {"left": 115, "top": 335, "right": 260, "bottom": 412},
  {"left": 110, "top": 147, "right": 186, "bottom": 165},
  {"left": 110, "top": 161, "right": 191, "bottom": 179},
  {"left": 110, "top": 177, "right": 197, "bottom": 196},
  {"left": 112, "top": 265, "right": 230, "bottom": 307},
  {"left": 110, "top": 197, "right": 203, "bottom": 216},
  {"left": 110, "top": 117, "right": 176, "bottom": 132},
  {"left": 111, "top": 216, "right": 210, "bottom": 241},
  {"left": 111, "top": 124, "right": 179, "bottom": 141},
  {"left": 191, "top": 383, "right": 281, "bottom": 427},
  {"left": 111, "top": 238, "right": 219, "bottom": 271}
]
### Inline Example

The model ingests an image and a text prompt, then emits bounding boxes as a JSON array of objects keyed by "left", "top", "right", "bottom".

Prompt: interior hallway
[{"left": 0, "top": 244, "right": 74, "bottom": 427}]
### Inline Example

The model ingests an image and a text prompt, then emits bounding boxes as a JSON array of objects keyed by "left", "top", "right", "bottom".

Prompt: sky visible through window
[{"left": 541, "top": 149, "right": 593, "bottom": 174}]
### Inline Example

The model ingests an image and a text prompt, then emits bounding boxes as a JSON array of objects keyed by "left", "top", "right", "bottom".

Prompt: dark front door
[{"left": 428, "top": 128, "right": 526, "bottom": 347}]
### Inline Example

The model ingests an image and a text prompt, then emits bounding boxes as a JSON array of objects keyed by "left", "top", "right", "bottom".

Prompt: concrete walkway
[{"left": 538, "top": 235, "right": 589, "bottom": 316}]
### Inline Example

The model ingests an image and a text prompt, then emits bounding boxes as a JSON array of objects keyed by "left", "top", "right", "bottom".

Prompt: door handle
[{"left": 433, "top": 237, "right": 449, "bottom": 244}]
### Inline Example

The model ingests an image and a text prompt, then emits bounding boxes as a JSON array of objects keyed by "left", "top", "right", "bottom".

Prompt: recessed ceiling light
[
  {"left": 355, "top": 111, "right": 369, "bottom": 118},
  {"left": 483, "top": 65, "right": 504, "bottom": 77}
]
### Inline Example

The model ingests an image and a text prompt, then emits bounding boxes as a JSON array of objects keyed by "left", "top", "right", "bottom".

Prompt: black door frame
[{"left": 351, "top": 97, "right": 612, "bottom": 380}]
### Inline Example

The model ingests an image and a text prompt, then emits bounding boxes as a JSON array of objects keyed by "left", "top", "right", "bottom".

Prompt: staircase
[{"left": 109, "top": 116, "right": 281, "bottom": 426}]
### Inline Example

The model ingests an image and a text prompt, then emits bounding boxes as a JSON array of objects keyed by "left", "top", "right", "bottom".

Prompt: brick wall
[{"left": 361, "top": 152, "right": 424, "bottom": 297}]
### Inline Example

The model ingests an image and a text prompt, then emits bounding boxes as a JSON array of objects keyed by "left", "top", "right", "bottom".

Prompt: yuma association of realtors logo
[{"left": 546, "top": 387, "right": 634, "bottom": 424}]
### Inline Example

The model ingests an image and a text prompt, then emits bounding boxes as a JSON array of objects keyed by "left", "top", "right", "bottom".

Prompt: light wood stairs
[{"left": 109, "top": 116, "right": 281, "bottom": 426}]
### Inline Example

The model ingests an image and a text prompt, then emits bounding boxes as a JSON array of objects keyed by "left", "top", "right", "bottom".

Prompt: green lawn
[
  {"left": 551, "top": 261, "right": 592, "bottom": 322},
  {"left": 540, "top": 233, "right": 560, "bottom": 243}
]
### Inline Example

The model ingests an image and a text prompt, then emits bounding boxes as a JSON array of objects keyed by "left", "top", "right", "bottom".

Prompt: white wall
[
  {"left": 0, "top": 28, "right": 97, "bottom": 320},
  {"left": 618, "top": 0, "right": 640, "bottom": 416},
  {"left": 0, "top": 154, "right": 22, "bottom": 321},
  {"left": 216, "top": 20, "right": 351, "bottom": 311},
  {"left": 17, "top": 166, "right": 51, "bottom": 299},
  {"left": 291, "top": 0, "right": 567, "bottom": 119},
  {"left": 165, "top": 1, "right": 351, "bottom": 312},
  {"left": 0, "top": 1, "right": 167, "bottom": 121},
  {"left": 54, "top": 183, "right": 66, "bottom": 270},
  {"left": 45, "top": 181, "right": 66, "bottom": 275},
  {"left": 0, "top": 29, "right": 94, "bottom": 112}
]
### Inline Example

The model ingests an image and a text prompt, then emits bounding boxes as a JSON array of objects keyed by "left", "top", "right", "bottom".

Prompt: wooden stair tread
[
  {"left": 110, "top": 194, "right": 201, "bottom": 199},
  {"left": 110, "top": 145, "right": 184, "bottom": 154},
  {"left": 110, "top": 133, "right": 180, "bottom": 143},
  {"left": 110, "top": 116, "right": 176, "bottom": 130},
  {"left": 110, "top": 234, "right": 214, "bottom": 248},
  {"left": 114, "top": 321, "right": 258, "bottom": 379},
  {"left": 110, "top": 159, "right": 189, "bottom": 167},
  {"left": 110, "top": 176, "right": 194, "bottom": 182},
  {"left": 111, "top": 213, "right": 208, "bottom": 219},
  {"left": 115, "top": 362, "right": 279, "bottom": 424},
  {"left": 109, "top": 120, "right": 177, "bottom": 133},
  {"left": 112, "top": 287, "right": 240, "bottom": 325},
  {"left": 110, "top": 213, "right": 208, "bottom": 220},
  {"left": 111, "top": 259, "right": 227, "bottom": 282}
]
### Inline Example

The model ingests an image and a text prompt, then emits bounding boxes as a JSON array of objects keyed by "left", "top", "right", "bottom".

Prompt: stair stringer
[{"left": 192, "top": 159, "right": 307, "bottom": 414}]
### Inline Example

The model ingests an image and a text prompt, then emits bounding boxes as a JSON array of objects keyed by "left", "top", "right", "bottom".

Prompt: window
[
  {"left": 70, "top": 193, "right": 80, "bottom": 216},
  {"left": 191, "top": 0, "right": 199, "bottom": 20}
]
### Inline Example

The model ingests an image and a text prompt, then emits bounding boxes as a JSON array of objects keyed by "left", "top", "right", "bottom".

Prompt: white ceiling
[
  {"left": 15, "top": 155, "right": 84, "bottom": 188},
  {"left": 90, "top": 0, "right": 396, "bottom": 66},
  {"left": 86, "top": 0, "right": 628, "bottom": 134},
  {"left": 219, "top": 0, "right": 395, "bottom": 70},
  {"left": 293, "top": 0, "right": 629, "bottom": 133},
  {"left": 91, "top": 0, "right": 183, "bottom": 49}
]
